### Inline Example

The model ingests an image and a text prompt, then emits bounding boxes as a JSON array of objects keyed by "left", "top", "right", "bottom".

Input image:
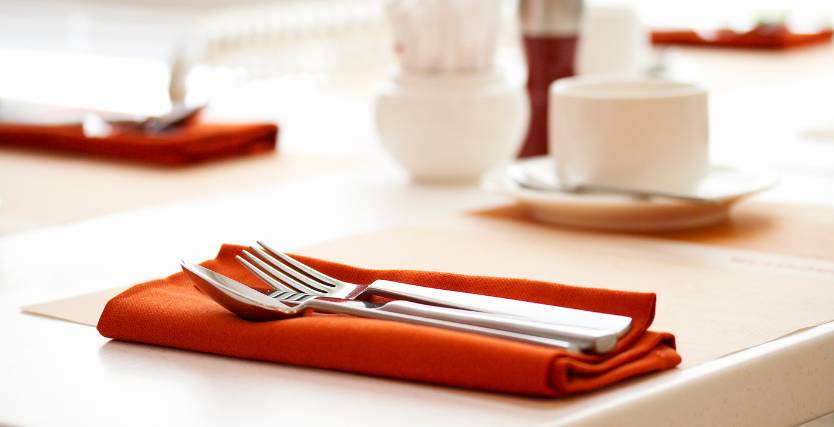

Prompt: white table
[
  {"left": 4, "top": 7, "right": 834, "bottom": 425},
  {"left": 3, "top": 158, "right": 834, "bottom": 427}
]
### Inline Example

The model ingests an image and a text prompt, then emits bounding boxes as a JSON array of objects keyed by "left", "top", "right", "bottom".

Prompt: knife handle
[
  {"left": 366, "top": 280, "right": 633, "bottom": 337},
  {"left": 378, "top": 300, "right": 617, "bottom": 353},
  {"left": 306, "top": 298, "right": 579, "bottom": 352}
]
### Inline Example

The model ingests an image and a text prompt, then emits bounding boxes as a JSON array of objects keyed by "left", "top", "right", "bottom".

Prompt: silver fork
[
  {"left": 237, "top": 242, "right": 631, "bottom": 337},
  {"left": 180, "top": 261, "right": 585, "bottom": 351}
]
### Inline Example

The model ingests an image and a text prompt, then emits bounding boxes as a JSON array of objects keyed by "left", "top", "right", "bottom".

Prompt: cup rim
[{"left": 551, "top": 77, "right": 705, "bottom": 99}]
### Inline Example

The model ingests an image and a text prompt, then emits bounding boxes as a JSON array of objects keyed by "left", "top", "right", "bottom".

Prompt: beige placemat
[
  {"left": 24, "top": 287, "right": 126, "bottom": 327},
  {"left": 474, "top": 201, "right": 834, "bottom": 261},
  {"left": 0, "top": 151, "right": 369, "bottom": 234}
]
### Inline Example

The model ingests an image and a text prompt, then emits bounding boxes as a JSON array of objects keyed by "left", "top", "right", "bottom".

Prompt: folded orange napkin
[
  {"left": 0, "top": 121, "right": 277, "bottom": 165},
  {"left": 652, "top": 24, "right": 833, "bottom": 50},
  {"left": 97, "top": 244, "right": 680, "bottom": 397}
]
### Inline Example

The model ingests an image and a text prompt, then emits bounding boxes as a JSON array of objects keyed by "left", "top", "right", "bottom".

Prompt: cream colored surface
[
  {"left": 0, "top": 148, "right": 367, "bottom": 234},
  {"left": 26, "top": 213, "right": 834, "bottom": 368}
]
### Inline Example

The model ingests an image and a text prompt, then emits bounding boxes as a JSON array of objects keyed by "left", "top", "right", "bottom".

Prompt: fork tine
[
  {"left": 257, "top": 241, "right": 342, "bottom": 287},
  {"left": 236, "top": 255, "right": 297, "bottom": 293},
  {"left": 243, "top": 248, "right": 330, "bottom": 295},
  {"left": 252, "top": 243, "right": 338, "bottom": 292}
]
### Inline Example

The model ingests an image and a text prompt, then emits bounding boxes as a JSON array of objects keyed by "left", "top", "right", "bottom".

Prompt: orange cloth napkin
[
  {"left": 652, "top": 24, "right": 833, "bottom": 49},
  {"left": 0, "top": 121, "right": 277, "bottom": 165},
  {"left": 97, "top": 244, "right": 680, "bottom": 397}
]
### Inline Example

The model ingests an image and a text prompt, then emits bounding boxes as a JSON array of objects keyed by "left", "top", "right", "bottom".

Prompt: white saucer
[{"left": 484, "top": 156, "right": 779, "bottom": 232}]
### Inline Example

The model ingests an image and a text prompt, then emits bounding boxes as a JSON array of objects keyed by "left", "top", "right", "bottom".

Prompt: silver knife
[
  {"left": 245, "top": 243, "right": 635, "bottom": 339},
  {"left": 267, "top": 290, "right": 619, "bottom": 353}
]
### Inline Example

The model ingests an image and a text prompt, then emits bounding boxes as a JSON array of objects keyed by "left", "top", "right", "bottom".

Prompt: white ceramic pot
[{"left": 374, "top": 70, "right": 529, "bottom": 184}]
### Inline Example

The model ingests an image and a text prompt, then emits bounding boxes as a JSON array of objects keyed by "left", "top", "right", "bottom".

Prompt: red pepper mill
[{"left": 518, "top": 0, "right": 582, "bottom": 158}]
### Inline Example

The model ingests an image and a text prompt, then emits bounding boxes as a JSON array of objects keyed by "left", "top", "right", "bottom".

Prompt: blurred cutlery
[{"left": 0, "top": 98, "right": 205, "bottom": 136}]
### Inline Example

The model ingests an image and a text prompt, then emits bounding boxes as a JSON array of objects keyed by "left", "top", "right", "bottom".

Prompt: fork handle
[{"left": 365, "top": 280, "right": 633, "bottom": 337}]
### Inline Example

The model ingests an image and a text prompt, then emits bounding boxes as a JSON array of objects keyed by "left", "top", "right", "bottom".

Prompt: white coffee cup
[{"left": 549, "top": 77, "right": 709, "bottom": 193}]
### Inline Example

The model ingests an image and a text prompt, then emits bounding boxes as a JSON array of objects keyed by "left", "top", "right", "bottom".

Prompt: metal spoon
[{"left": 509, "top": 164, "right": 722, "bottom": 205}]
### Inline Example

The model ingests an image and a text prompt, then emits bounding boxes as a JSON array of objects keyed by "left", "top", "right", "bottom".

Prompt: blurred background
[
  {"left": 4, "top": 0, "right": 834, "bottom": 234},
  {"left": 2, "top": 0, "right": 831, "bottom": 118}
]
